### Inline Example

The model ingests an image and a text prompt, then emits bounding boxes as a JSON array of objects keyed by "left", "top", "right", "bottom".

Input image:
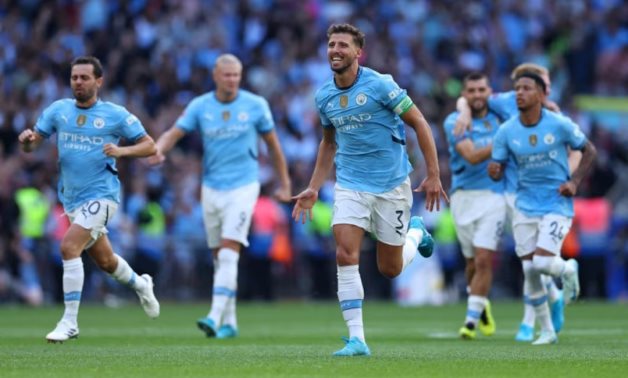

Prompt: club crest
[
  {"left": 544, "top": 133, "right": 555, "bottom": 145},
  {"left": 339, "top": 95, "right": 348, "bottom": 108},
  {"left": 483, "top": 120, "right": 492, "bottom": 131},
  {"left": 77, "top": 114, "right": 86, "bottom": 127},
  {"left": 93, "top": 118, "right": 105, "bottom": 129},
  {"left": 356, "top": 93, "right": 367, "bottom": 106}
]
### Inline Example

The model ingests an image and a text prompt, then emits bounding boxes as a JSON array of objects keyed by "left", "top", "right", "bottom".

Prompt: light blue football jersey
[
  {"left": 492, "top": 109, "right": 587, "bottom": 217},
  {"left": 444, "top": 110, "right": 504, "bottom": 194},
  {"left": 315, "top": 66, "right": 412, "bottom": 193},
  {"left": 35, "top": 99, "right": 148, "bottom": 212},
  {"left": 176, "top": 89, "right": 274, "bottom": 190},
  {"left": 488, "top": 91, "right": 518, "bottom": 193}
]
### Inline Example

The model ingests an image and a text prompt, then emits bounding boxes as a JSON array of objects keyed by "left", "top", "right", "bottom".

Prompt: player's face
[
  {"left": 213, "top": 62, "right": 242, "bottom": 98},
  {"left": 70, "top": 64, "right": 102, "bottom": 104},
  {"left": 515, "top": 77, "right": 544, "bottom": 111},
  {"left": 462, "top": 78, "right": 491, "bottom": 114},
  {"left": 327, "top": 33, "right": 361, "bottom": 74}
]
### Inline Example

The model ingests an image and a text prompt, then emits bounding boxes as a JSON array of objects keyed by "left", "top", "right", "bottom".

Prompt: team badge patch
[
  {"left": 222, "top": 111, "right": 231, "bottom": 121},
  {"left": 529, "top": 134, "right": 537, "bottom": 146},
  {"left": 483, "top": 120, "right": 492, "bottom": 131},
  {"left": 93, "top": 118, "right": 105, "bottom": 129},
  {"left": 238, "top": 112, "right": 249, "bottom": 122},
  {"left": 544, "top": 133, "right": 555, "bottom": 145},
  {"left": 356, "top": 93, "right": 367, "bottom": 106},
  {"left": 339, "top": 95, "right": 348, "bottom": 108},
  {"left": 77, "top": 114, "right": 86, "bottom": 127}
]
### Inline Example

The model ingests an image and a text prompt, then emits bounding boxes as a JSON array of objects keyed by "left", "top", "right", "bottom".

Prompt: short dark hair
[
  {"left": 326, "top": 24, "right": 365, "bottom": 48},
  {"left": 462, "top": 72, "right": 488, "bottom": 87},
  {"left": 71, "top": 56, "right": 104, "bottom": 78},
  {"left": 514, "top": 72, "right": 547, "bottom": 94}
]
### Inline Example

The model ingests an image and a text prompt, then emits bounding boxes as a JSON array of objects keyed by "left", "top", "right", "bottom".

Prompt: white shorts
[
  {"left": 332, "top": 178, "right": 412, "bottom": 246},
  {"left": 505, "top": 193, "right": 516, "bottom": 223},
  {"left": 512, "top": 210, "right": 573, "bottom": 257},
  {"left": 450, "top": 190, "right": 506, "bottom": 258},
  {"left": 201, "top": 182, "right": 260, "bottom": 249},
  {"left": 66, "top": 199, "right": 118, "bottom": 249}
]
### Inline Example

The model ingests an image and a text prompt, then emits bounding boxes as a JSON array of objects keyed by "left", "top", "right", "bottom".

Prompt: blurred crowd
[{"left": 1, "top": 0, "right": 627, "bottom": 306}]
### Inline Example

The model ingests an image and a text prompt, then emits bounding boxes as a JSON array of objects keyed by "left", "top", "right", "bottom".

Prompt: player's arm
[
  {"left": 402, "top": 105, "right": 448, "bottom": 211},
  {"left": 488, "top": 162, "right": 505, "bottom": 181},
  {"left": 18, "top": 129, "right": 45, "bottom": 152},
  {"left": 147, "top": 126, "right": 186, "bottom": 165},
  {"left": 455, "top": 139, "right": 493, "bottom": 165},
  {"left": 104, "top": 135, "right": 156, "bottom": 158},
  {"left": 453, "top": 96, "right": 472, "bottom": 136},
  {"left": 292, "top": 127, "right": 336, "bottom": 223},
  {"left": 488, "top": 127, "right": 508, "bottom": 181},
  {"left": 559, "top": 141, "right": 597, "bottom": 197},
  {"left": 567, "top": 148, "right": 582, "bottom": 174},
  {"left": 260, "top": 130, "right": 292, "bottom": 203}
]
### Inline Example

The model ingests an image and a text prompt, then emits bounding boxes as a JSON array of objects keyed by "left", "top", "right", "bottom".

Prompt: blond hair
[{"left": 510, "top": 63, "right": 549, "bottom": 80}]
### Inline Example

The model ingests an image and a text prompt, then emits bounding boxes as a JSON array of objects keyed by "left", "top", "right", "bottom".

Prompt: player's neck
[
  {"left": 75, "top": 97, "right": 98, "bottom": 109},
  {"left": 215, "top": 89, "right": 238, "bottom": 103},
  {"left": 471, "top": 108, "right": 488, "bottom": 119},
  {"left": 519, "top": 104, "right": 543, "bottom": 126},
  {"left": 334, "top": 64, "right": 360, "bottom": 88}
]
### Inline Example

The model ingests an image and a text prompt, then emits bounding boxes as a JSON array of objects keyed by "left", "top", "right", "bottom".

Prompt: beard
[
  {"left": 73, "top": 88, "right": 95, "bottom": 103},
  {"left": 330, "top": 58, "right": 355, "bottom": 74}
]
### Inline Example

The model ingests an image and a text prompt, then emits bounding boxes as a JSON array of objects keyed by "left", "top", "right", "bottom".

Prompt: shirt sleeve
[
  {"left": 256, "top": 97, "right": 275, "bottom": 134},
  {"left": 560, "top": 115, "right": 587, "bottom": 150},
  {"left": 34, "top": 102, "right": 59, "bottom": 138},
  {"left": 175, "top": 98, "right": 200, "bottom": 133},
  {"left": 443, "top": 114, "right": 470, "bottom": 147},
  {"left": 376, "top": 75, "right": 412, "bottom": 115},
  {"left": 491, "top": 127, "right": 509, "bottom": 163},
  {"left": 118, "top": 109, "right": 147, "bottom": 141}
]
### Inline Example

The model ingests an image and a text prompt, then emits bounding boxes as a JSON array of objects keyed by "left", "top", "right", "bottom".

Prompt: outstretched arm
[
  {"left": 402, "top": 105, "right": 448, "bottom": 211},
  {"left": 146, "top": 126, "right": 186, "bottom": 165},
  {"left": 261, "top": 130, "right": 292, "bottom": 202},
  {"left": 292, "top": 127, "right": 336, "bottom": 223},
  {"left": 18, "top": 129, "right": 45, "bottom": 153}
]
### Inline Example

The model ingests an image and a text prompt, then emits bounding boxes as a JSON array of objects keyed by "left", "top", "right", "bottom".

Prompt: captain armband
[{"left": 393, "top": 96, "right": 414, "bottom": 115}]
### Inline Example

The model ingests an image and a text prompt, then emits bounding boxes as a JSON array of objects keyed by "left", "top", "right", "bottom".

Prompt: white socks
[
  {"left": 401, "top": 227, "right": 424, "bottom": 270},
  {"left": 533, "top": 255, "right": 571, "bottom": 279},
  {"left": 110, "top": 254, "right": 146, "bottom": 292},
  {"left": 337, "top": 265, "right": 365, "bottom": 342},
  {"left": 523, "top": 259, "right": 554, "bottom": 332},
  {"left": 465, "top": 295, "right": 487, "bottom": 327},
  {"left": 521, "top": 260, "right": 536, "bottom": 327},
  {"left": 61, "top": 258, "right": 84, "bottom": 325},
  {"left": 208, "top": 248, "right": 239, "bottom": 326}
]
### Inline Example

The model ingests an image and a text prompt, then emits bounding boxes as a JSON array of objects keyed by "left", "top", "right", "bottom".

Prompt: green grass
[{"left": 1, "top": 301, "right": 627, "bottom": 377}]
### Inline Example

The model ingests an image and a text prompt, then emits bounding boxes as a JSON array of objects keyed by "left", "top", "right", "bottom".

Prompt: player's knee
[
  {"left": 335, "top": 248, "right": 358, "bottom": 266},
  {"left": 93, "top": 254, "right": 118, "bottom": 273},
  {"left": 532, "top": 255, "right": 553, "bottom": 275},
  {"left": 377, "top": 263, "right": 401, "bottom": 279},
  {"left": 59, "top": 239, "right": 83, "bottom": 260}
]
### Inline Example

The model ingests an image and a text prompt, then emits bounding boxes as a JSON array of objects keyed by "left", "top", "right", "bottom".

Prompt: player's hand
[
  {"left": 414, "top": 175, "right": 448, "bottom": 212},
  {"left": 274, "top": 184, "right": 292, "bottom": 203},
  {"left": 488, "top": 162, "right": 503, "bottom": 181},
  {"left": 292, "top": 188, "right": 318, "bottom": 224},
  {"left": 103, "top": 143, "right": 122, "bottom": 158},
  {"left": 18, "top": 129, "right": 36, "bottom": 145},
  {"left": 559, "top": 181, "right": 577, "bottom": 197},
  {"left": 146, "top": 150, "right": 166, "bottom": 166},
  {"left": 453, "top": 110, "right": 472, "bottom": 136}
]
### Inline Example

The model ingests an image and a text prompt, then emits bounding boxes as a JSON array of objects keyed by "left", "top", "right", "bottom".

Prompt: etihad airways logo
[
  {"left": 59, "top": 132, "right": 105, "bottom": 145},
  {"left": 329, "top": 113, "right": 372, "bottom": 127}
]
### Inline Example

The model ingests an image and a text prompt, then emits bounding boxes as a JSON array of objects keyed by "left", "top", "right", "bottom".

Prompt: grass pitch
[{"left": 1, "top": 301, "right": 627, "bottom": 377}]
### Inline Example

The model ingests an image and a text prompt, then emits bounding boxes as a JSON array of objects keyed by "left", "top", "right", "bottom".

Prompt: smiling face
[
  {"left": 327, "top": 32, "right": 362, "bottom": 75},
  {"left": 515, "top": 77, "right": 545, "bottom": 111},
  {"left": 462, "top": 77, "right": 492, "bottom": 116},
  {"left": 70, "top": 64, "right": 102, "bottom": 105}
]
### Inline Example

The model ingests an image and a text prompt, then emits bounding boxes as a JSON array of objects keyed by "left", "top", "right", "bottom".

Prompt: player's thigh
[
  {"left": 512, "top": 209, "right": 540, "bottom": 258},
  {"left": 371, "top": 178, "right": 412, "bottom": 246},
  {"left": 473, "top": 194, "right": 506, "bottom": 252},
  {"left": 219, "top": 182, "right": 260, "bottom": 248},
  {"left": 201, "top": 186, "right": 222, "bottom": 249},
  {"left": 537, "top": 214, "right": 573, "bottom": 255},
  {"left": 66, "top": 199, "right": 118, "bottom": 250},
  {"left": 451, "top": 191, "right": 477, "bottom": 258},
  {"left": 332, "top": 185, "right": 372, "bottom": 232}
]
